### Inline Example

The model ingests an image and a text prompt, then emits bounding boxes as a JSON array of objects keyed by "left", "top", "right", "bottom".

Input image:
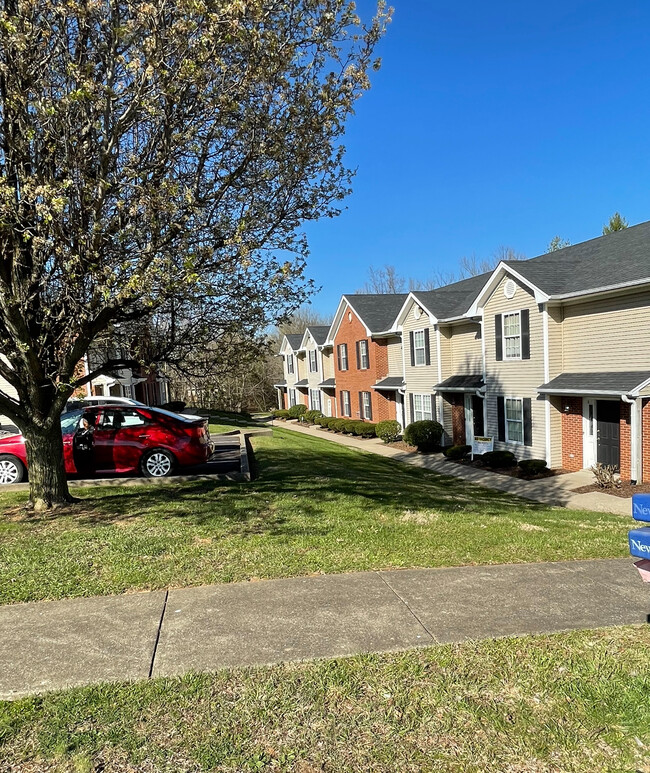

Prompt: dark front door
[
  {"left": 472, "top": 395, "right": 485, "bottom": 437},
  {"left": 596, "top": 400, "right": 620, "bottom": 468}
]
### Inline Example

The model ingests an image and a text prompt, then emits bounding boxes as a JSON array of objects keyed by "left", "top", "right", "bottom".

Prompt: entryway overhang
[
  {"left": 433, "top": 374, "right": 485, "bottom": 394},
  {"left": 537, "top": 371, "right": 650, "bottom": 398},
  {"left": 372, "top": 376, "right": 406, "bottom": 392}
]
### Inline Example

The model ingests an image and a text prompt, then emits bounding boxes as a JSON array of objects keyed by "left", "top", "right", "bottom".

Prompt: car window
[
  {"left": 98, "top": 408, "right": 147, "bottom": 430},
  {"left": 60, "top": 410, "right": 83, "bottom": 434}
]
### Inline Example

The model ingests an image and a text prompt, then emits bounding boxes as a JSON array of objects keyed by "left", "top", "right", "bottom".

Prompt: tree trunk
[{"left": 23, "top": 422, "right": 74, "bottom": 510}]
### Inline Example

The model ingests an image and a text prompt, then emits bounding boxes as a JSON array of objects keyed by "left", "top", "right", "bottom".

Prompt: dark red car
[{"left": 0, "top": 405, "right": 211, "bottom": 484}]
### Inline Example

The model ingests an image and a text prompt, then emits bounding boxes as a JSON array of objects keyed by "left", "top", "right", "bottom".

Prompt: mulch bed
[
  {"left": 572, "top": 481, "right": 650, "bottom": 498},
  {"left": 447, "top": 457, "right": 570, "bottom": 481}
]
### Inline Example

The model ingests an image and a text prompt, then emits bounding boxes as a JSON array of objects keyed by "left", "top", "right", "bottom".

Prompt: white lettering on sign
[
  {"left": 631, "top": 539, "right": 650, "bottom": 554},
  {"left": 633, "top": 502, "right": 650, "bottom": 518}
]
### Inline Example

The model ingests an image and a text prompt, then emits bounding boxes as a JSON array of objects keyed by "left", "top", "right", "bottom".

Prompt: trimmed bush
[
  {"left": 343, "top": 420, "right": 359, "bottom": 434},
  {"left": 403, "top": 420, "right": 443, "bottom": 452},
  {"left": 303, "top": 409, "right": 324, "bottom": 424},
  {"left": 330, "top": 419, "right": 347, "bottom": 433},
  {"left": 273, "top": 409, "right": 290, "bottom": 419},
  {"left": 288, "top": 404, "right": 307, "bottom": 419},
  {"left": 518, "top": 458, "right": 548, "bottom": 475},
  {"left": 376, "top": 420, "right": 401, "bottom": 444},
  {"left": 314, "top": 416, "right": 329, "bottom": 427},
  {"left": 353, "top": 422, "right": 377, "bottom": 438},
  {"left": 480, "top": 450, "right": 517, "bottom": 468},
  {"left": 444, "top": 444, "right": 471, "bottom": 461}
]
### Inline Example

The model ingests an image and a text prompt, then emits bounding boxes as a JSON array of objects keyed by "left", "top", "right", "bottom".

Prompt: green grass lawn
[
  {"left": 2, "top": 626, "right": 649, "bottom": 772},
  {"left": 0, "top": 427, "right": 629, "bottom": 605}
]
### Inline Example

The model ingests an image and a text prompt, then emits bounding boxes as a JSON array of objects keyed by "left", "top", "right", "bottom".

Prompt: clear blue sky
[{"left": 303, "top": 0, "right": 650, "bottom": 316}]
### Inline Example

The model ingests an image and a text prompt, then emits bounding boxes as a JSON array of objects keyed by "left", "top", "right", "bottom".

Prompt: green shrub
[
  {"left": 330, "top": 419, "right": 347, "bottom": 433},
  {"left": 444, "top": 444, "right": 471, "bottom": 460},
  {"left": 273, "top": 409, "right": 290, "bottom": 419},
  {"left": 518, "top": 458, "right": 548, "bottom": 475},
  {"left": 343, "top": 420, "right": 359, "bottom": 434},
  {"left": 288, "top": 404, "right": 307, "bottom": 419},
  {"left": 480, "top": 450, "right": 517, "bottom": 468},
  {"left": 353, "top": 422, "right": 377, "bottom": 438},
  {"left": 376, "top": 420, "right": 401, "bottom": 444},
  {"left": 314, "top": 416, "right": 329, "bottom": 427},
  {"left": 403, "top": 420, "right": 443, "bottom": 452},
  {"left": 303, "top": 409, "right": 324, "bottom": 424}
]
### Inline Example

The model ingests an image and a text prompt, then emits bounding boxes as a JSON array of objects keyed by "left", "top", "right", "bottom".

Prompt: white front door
[
  {"left": 396, "top": 393, "right": 404, "bottom": 430},
  {"left": 583, "top": 397, "right": 597, "bottom": 468},
  {"left": 464, "top": 393, "right": 473, "bottom": 447},
  {"left": 327, "top": 398, "right": 332, "bottom": 417}
]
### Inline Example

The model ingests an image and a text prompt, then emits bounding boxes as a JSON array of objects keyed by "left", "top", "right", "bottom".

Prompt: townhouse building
[
  {"left": 275, "top": 221, "right": 650, "bottom": 483},
  {"left": 276, "top": 333, "right": 304, "bottom": 409}
]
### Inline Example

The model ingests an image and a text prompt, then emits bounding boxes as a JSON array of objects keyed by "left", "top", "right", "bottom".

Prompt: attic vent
[
  {"left": 503, "top": 279, "right": 516, "bottom": 300},
  {"left": 413, "top": 306, "right": 422, "bottom": 320},
  {"left": 348, "top": 311, "right": 352, "bottom": 322}
]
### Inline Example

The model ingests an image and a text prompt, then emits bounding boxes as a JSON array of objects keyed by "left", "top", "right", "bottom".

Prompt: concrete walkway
[
  {"left": 277, "top": 421, "right": 630, "bottom": 515},
  {"left": 1, "top": 559, "right": 647, "bottom": 700}
]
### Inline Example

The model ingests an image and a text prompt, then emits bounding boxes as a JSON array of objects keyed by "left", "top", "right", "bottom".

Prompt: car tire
[
  {"left": 140, "top": 448, "right": 176, "bottom": 478},
  {"left": 0, "top": 454, "right": 25, "bottom": 484}
]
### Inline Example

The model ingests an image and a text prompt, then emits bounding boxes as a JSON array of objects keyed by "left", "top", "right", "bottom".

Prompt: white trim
[
  {"left": 337, "top": 342, "right": 349, "bottom": 371},
  {"left": 412, "top": 393, "right": 434, "bottom": 422},
  {"left": 436, "top": 325, "right": 444, "bottom": 437},
  {"left": 412, "top": 328, "right": 427, "bottom": 367},
  {"left": 540, "top": 388, "right": 633, "bottom": 396},
  {"left": 582, "top": 397, "right": 597, "bottom": 469},
  {"left": 480, "top": 314, "right": 488, "bottom": 436},
  {"left": 502, "top": 310, "right": 522, "bottom": 361},
  {"left": 504, "top": 396, "right": 525, "bottom": 445},
  {"left": 394, "top": 292, "right": 439, "bottom": 330},
  {"left": 468, "top": 263, "right": 549, "bottom": 316},
  {"left": 359, "top": 338, "right": 370, "bottom": 370},
  {"left": 550, "top": 277, "right": 650, "bottom": 301},
  {"left": 542, "top": 305, "right": 551, "bottom": 466},
  {"left": 326, "top": 296, "right": 373, "bottom": 344}
]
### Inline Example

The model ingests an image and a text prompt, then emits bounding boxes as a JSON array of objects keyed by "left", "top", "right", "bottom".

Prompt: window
[
  {"left": 505, "top": 398, "right": 524, "bottom": 443},
  {"left": 413, "top": 394, "right": 433, "bottom": 422},
  {"left": 309, "top": 350, "right": 318, "bottom": 373},
  {"left": 310, "top": 389, "right": 321, "bottom": 411},
  {"left": 287, "top": 355, "right": 294, "bottom": 375},
  {"left": 289, "top": 389, "right": 297, "bottom": 407},
  {"left": 99, "top": 408, "right": 146, "bottom": 430},
  {"left": 503, "top": 312, "right": 521, "bottom": 360},
  {"left": 359, "top": 339, "right": 369, "bottom": 369},
  {"left": 361, "top": 391, "right": 372, "bottom": 420},
  {"left": 338, "top": 343, "right": 348, "bottom": 371},
  {"left": 341, "top": 390, "right": 351, "bottom": 417},
  {"left": 413, "top": 330, "right": 426, "bottom": 366}
]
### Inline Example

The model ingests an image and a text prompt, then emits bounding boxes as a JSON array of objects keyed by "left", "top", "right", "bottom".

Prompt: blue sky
[{"left": 302, "top": 0, "right": 650, "bottom": 315}]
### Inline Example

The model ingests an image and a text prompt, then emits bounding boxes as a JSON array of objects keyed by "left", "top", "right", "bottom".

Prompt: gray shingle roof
[
  {"left": 344, "top": 294, "right": 409, "bottom": 333},
  {"left": 538, "top": 371, "right": 650, "bottom": 395},
  {"left": 505, "top": 221, "right": 650, "bottom": 297},
  {"left": 284, "top": 333, "right": 304, "bottom": 351},
  {"left": 411, "top": 273, "right": 493, "bottom": 320},
  {"left": 305, "top": 325, "right": 331, "bottom": 346},
  {"left": 294, "top": 378, "right": 308, "bottom": 387},
  {"left": 273, "top": 380, "right": 287, "bottom": 388},
  {"left": 318, "top": 378, "right": 336, "bottom": 388},
  {"left": 434, "top": 374, "right": 485, "bottom": 391},
  {"left": 372, "top": 376, "right": 405, "bottom": 391}
]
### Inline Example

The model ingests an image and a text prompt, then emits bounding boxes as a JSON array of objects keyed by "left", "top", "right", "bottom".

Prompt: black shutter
[
  {"left": 495, "top": 315, "right": 503, "bottom": 361},
  {"left": 523, "top": 398, "right": 533, "bottom": 446},
  {"left": 409, "top": 331, "right": 415, "bottom": 367},
  {"left": 424, "top": 328, "right": 431, "bottom": 366},
  {"left": 339, "top": 391, "right": 344, "bottom": 416},
  {"left": 355, "top": 341, "right": 360, "bottom": 369},
  {"left": 337, "top": 345, "right": 342, "bottom": 372},
  {"left": 367, "top": 394, "right": 373, "bottom": 421},
  {"left": 358, "top": 391, "right": 363, "bottom": 418},
  {"left": 409, "top": 393, "right": 414, "bottom": 424},
  {"left": 521, "top": 309, "right": 530, "bottom": 360},
  {"left": 497, "top": 396, "right": 505, "bottom": 441},
  {"left": 365, "top": 339, "right": 370, "bottom": 370},
  {"left": 432, "top": 393, "right": 437, "bottom": 421}
]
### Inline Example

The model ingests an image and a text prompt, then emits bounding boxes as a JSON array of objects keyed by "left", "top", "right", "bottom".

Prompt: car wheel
[
  {"left": 140, "top": 449, "right": 175, "bottom": 478},
  {"left": 0, "top": 454, "right": 25, "bottom": 484}
]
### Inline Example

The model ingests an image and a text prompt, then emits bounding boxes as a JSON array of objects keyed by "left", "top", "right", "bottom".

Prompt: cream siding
[
  {"left": 401, "top": 300, "right": 438, "bottom": 425},
  {"left": 321, "top": 348, "right": 334, "bottom": 380},
  {"left": 445, "top": 321, "right": 483, "bottom": 375},
  {"left": 561, "top": 290, "right": 650, "bottom": 373},
  {"left": 549, "top": 395, "right": 563, "bottom": 468},
  {"left": 0, "top": 370, "right": 18, "bottom": 430},
  {"left": 547, "top": 305, "right": 564, "bottom": 379},
  {"left": 483, "top": 274, "right": 546, "bottom": 460},
  {"left": 303, "top": 333, "right": 323, "bottom": 410},
  {"left": 386, "top": 336, "right": 403, "bottom": 376}
]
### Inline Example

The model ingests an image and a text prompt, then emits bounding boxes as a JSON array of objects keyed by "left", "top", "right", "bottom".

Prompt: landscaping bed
[
  {"left": 1, "top": 626, "right": 649, "bottom": 772},
  {"left": 573, "top": 481, "right": 650, "bottom": 498}
]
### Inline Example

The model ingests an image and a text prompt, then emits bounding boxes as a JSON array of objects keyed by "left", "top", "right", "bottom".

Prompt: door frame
[
  {"left": 582, "top": 397, "right": 597, "bottom": 469},
  {"left": 396, "top": 393, "right": 404, "bottom": 430},
  {"left": 464, "top": 393, "right": 473, "bottom": 448}
]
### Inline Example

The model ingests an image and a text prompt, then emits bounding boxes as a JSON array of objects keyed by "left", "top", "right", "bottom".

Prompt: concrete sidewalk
[
  {"left": 1, "top": 559, "right": 647, "bottom": 700},
  {"left": 277, "top": 421, "right": 630, "bottom": 515}
]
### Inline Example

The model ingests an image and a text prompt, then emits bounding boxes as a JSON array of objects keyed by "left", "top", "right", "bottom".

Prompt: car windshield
[{"left": 60, "top": 410, "right": 83, "bottom": 434}]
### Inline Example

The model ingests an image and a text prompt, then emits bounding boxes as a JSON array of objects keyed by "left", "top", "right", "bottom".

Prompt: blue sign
[
  {"left": 632, "top": 494, "right": 650, "bottom": 523},
  {"left": 629, "top": 527, "right": 650, "bottom": 560}
]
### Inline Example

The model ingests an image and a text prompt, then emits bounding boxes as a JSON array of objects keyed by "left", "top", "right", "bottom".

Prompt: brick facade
[
  {"left": 333, "top": 304, "right": 397, "bottom": 422},
  {"left": 619, "top": 401, "right": 632, "bottom": 481},
  {"left": 450, "top": 395, "right": 466, "bottom": 445},
  {"left": 561, "top": 396, "right": 583, "bottom": 471}
]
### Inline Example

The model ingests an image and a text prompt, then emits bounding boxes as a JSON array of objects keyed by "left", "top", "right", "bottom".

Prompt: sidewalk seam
[
  {"left": 148, "top": 590, "right": 169, "bottom": 679},
  {"left": 375, "top": 571, "right": 438, "bottom": 644}
]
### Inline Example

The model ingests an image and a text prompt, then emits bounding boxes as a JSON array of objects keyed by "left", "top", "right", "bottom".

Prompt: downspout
[{"left": 621, "top": 394, "right": 640, "bottom": 484}]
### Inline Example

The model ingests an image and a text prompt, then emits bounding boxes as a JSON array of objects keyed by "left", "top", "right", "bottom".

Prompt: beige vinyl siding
[
  {"left": 401, "top": 301, "right": 437, "bottom": 424},
  {"left": 321, "top": 348, "right": 334, "bottom": 380},
  {"left": 561, "top": 290, "right": 650, "bottom": 373},
  {"left": 304, "top": 334, "right": 322, "bottom": 397},
  {"left": 547, "top": 305, "right": 563, "bottom": 379},
  {"left": 0, "top": 369, "right": 18, "bottom": 429},
  {"left": 483, "top": 275, "right": 546, "bottom": 461},
  {"left": 445, "top": 321, "right": 483, "bottom": 375},
  {"left": 386, "top": 336, "right": 403, "bottom": 376}
]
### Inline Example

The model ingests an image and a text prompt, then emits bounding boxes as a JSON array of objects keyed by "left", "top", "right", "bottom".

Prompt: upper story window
[
  {"left": 286, "top": 355, "right": 294, "bottom": 375},
  {"left": 337, "top": 343, "right": 348, "bottom": 371},
  {"left": 308, "top": 349, "right": 318, "bottom": 373},
  {"left": 413, "top": 330, "right": 426, "bottom": 366},
  {"left": 503, "top": 312, "right": 521, "bottom": 360},
  {"left": 358, "top": 339, "right": 369, "bottom": 369}
]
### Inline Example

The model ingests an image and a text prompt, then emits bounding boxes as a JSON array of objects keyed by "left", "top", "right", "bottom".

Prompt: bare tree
[
  {"left": 357, "top": 264, "right": 406, "bottom": 294},
  {"left": 0, "top": 0, "right": 389, "bottom": 509}
]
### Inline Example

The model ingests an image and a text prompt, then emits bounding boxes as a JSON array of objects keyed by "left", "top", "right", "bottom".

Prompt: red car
[{"left": 0, "top": 405, "right": 211, "bottom": 484}]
